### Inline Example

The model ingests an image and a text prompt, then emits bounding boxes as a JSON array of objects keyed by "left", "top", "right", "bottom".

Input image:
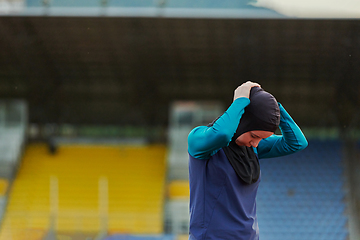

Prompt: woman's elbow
[
  {"left": 299, "top": 137, "right": 308, "bottom": 150},
  {"left": 294, "top": 136, "right": 308, "bottom": 152}
]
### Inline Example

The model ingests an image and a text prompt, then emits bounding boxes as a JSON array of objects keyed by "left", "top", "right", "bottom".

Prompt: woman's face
[{"left": 235, "top": 130, "right": 273, "bottom": 148}]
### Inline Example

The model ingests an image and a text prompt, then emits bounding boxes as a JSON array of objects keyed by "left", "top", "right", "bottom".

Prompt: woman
[{"left": 187, "top": 81, "right": 308, "bottom": 240}]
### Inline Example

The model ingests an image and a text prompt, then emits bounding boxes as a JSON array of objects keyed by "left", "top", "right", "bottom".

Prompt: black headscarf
[
  {"left": 223, "top": 87, "right": 280, "bottom": 184},
  {"left": 233, "top": 87, "right": 280, "bottom": 140}
]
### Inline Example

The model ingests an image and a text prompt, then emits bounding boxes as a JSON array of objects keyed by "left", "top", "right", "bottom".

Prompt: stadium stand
[
  {"left": 0, "top": 101, "right": 351, "bottom": 240},
  {"left": 257, "top": 140, "right": 349, "bottom": 240},
  {"left": 0, "top": 143, "right": 167, "bottom": 240}
]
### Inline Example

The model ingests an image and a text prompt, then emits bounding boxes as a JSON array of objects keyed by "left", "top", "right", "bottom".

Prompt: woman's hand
[{"left": 233, "top": 81, "right": 261, "bottom": 101}]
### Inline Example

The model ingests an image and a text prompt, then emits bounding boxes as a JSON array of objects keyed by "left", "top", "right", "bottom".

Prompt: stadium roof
[
  {"left": 2, "top": 0, "right": 359, "bottom": 18},
  {"left": 1, "top": 0, "right": 286, "bottom": 18}
]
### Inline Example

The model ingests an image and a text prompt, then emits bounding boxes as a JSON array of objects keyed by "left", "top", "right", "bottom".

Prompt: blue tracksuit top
[{"left": 187, "top": 97, "right": 308, "bottom": 240}]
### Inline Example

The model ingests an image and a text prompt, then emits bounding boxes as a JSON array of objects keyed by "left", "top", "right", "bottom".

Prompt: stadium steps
[{"left": 0, "top": 143, "right": 167, "bottom": 239}]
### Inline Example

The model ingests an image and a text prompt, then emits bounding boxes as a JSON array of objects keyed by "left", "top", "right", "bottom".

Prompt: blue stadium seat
[{"left": 257, "top": 140, "right": 348, "bottom": 240}]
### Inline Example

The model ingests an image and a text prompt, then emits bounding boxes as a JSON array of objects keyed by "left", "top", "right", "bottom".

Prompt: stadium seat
[
  {"left": 0, "top": 143, "right": 167, "bottom": 239},
  {"left": 257, "top": 140, "right": 348, "bottom": 240},
  {"left": 167, "top": 180, "right": 189, "bottom": 200},
  {"left": 0, "top": 179, "right": 8, "bottom": 196}
]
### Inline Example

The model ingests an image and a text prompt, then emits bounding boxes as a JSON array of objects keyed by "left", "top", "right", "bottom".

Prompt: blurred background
[{"left": 0, "top": 0, "right": 360, "bottom": 240}]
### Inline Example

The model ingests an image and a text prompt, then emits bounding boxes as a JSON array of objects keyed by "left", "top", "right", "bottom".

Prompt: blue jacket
[{"left": 187, "top": 97, "right": 308, "bottom": 240}]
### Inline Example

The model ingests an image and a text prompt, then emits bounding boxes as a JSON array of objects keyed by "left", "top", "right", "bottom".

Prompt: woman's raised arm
[
  {"left": 188, "top": 81, "right": 260, "bottom": 159},
  {"left": 256, "top": 103, "right": 308, "bottom": 159}
]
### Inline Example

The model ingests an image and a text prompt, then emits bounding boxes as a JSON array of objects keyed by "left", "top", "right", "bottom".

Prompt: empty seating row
[
  {"left": 0, "top": 143, "right": 167, "bottom": 239},
  {"left": 257, "top": 140, "right": 348, "bottom": 240}
]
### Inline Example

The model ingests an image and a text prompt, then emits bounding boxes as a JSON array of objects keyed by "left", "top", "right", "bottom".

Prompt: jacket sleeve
[
  {"left": 188, "top": 97, "right": 250, "bottom": 159},
  {"left": 256, "top": 103, "right": 308, "bottom": 159}
]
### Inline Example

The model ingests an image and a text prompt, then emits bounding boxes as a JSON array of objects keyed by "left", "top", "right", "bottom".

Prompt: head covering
[
  {"left": 223, "top": 86, "right": 280, "bottom": 185},
  {"left": 233, "top": 87, "right": 280, "bottom": 140},
  {"left": 223, "top": 141, "right": 260, "bottom": 184}
]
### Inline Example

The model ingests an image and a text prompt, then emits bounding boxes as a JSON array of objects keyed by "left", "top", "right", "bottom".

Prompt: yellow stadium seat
[
  {"left": 0, "top": 179, "right": 8, "bottom": 196},
  {"left": 177, "top": 234, "right": 189, "bottom": 240},
  {"left": 168, "top": 180, "right": 190, "bottom": 200},
  {"left": 0, "top": 143, "right": 167, "bottom": 239}
]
